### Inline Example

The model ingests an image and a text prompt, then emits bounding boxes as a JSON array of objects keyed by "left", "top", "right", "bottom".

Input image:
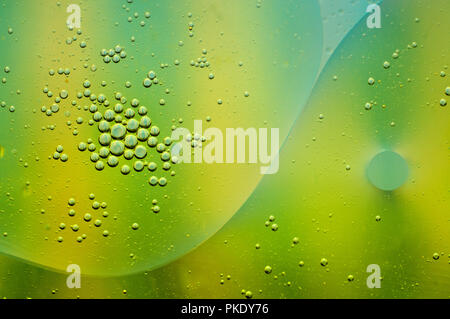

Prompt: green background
[{"left": 0, "top": 0, "right": 448, "bottom": 298}]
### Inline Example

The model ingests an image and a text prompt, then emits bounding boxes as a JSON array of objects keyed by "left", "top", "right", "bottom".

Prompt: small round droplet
[
  {"left": 264, "top": 266, "right": 272, "bottom": 274},
  {"left": 121, "top": 164, "right": 131, "bottom": 175}
]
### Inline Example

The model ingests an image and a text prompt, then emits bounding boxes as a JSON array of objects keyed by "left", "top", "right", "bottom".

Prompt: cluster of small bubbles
[
  {"left": 187, "top": 19, "right": 195, "bottom": 37},
  {"left": 53, "top": 67, "right": 71, "bottom": 76},
  {"left": 76, "top": 84, "right": 177, "bottom": 184},
  {"left": 392, "top": 50, "right": 400, "bottom": 59},
  {"left": 143, "top": 70, "right": 158, "bottom": 88},
  {"left": 51, "top": 144, "right": 68, "bottom": 162},
  {"left": 439, "top": 87, "right": 449, "bottom": 107},
  {"left": 126, "top": 10, "right": 150, "bottom": 26},
  {"left": 264, "top": 215, "right": 278, "bottom": 231},
  {"left": 101, "top": 45, "right": 127, "bottom": 64},
  {"left": 60, "top": 194, "right": 110, "bottom": 242},
  {"left": 151, "top": 199, "right": 160, "bottom": 213},
  {"left": 190, "top": 50, "right": 211, "bottom": 72}
]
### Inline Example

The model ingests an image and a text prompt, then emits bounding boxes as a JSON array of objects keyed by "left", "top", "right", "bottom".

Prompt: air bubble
[
  {"left": 121, "top": 165, "right": 131, "bottom": 175},
  {"left": 264, "top": 266, "right": 272, "bottom": 274},
  {"left": 78, "top": 142, "right": 87, "bottom": 151},
  {"left": 111, "top": 124, "right": 127, "bottom": 139},
  {"left": 133, "top": 160, "right": 144, "bottom": 171},
  {"left": 135, "top": 145, "right": 147, "bottom": 159}
]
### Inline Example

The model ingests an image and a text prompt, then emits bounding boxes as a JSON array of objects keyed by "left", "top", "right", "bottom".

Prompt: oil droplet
[
  {"left": 367, "top": 151, "right": 408, "bottom": 191},
  {"left": 264, "top": 266, "right": 272, "bottom": 274},
  {"left": 121, "top": 165, "right": 130, "bottom": 175}
]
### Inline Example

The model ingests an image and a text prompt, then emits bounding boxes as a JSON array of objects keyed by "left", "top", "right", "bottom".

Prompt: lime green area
[{"left": 0, "top": 0, "right": 448, "bottom": 299}]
